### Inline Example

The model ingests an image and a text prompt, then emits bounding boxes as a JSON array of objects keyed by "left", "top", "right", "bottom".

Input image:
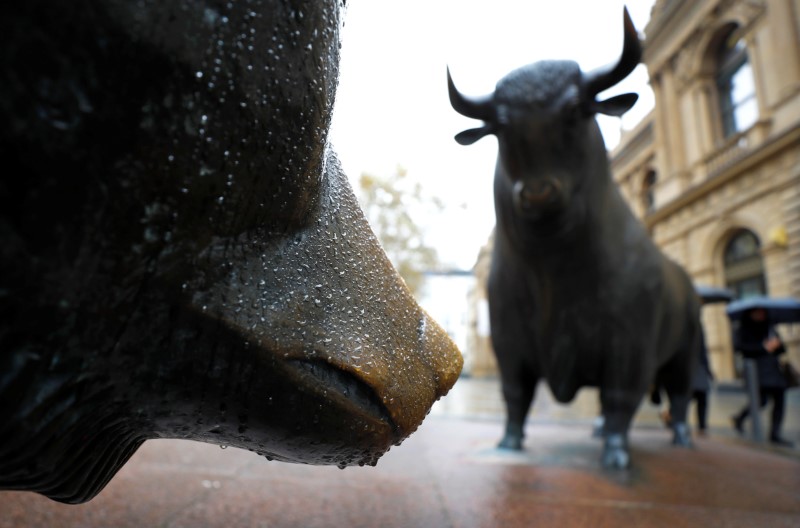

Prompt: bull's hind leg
[
  {"left": 666, "top": 391, "right": 692, "bottom": 446},
  {"left": 661, "top": 369, "right": 692, "bottom": 447},
  {"left": 599, "top": 388, "right": 643, "bottom": 469},
  {"left": 658, "top": 346, "right": 696, "bottom": 447}
]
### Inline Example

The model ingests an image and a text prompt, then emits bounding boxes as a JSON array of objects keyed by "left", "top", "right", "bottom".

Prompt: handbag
[{"left": 781, "top": 360, "right": 800, "bottom": 388}]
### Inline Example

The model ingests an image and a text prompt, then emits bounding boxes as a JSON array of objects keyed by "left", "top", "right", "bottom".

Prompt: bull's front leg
[
  {"left": 599, "top": 387, "right": 644, "bottom": 469},
  {"left": 487, "top": 267, "right": 539, "bottom": 451},
  {"left": 498, "top": 368, "right": 538, "bottom": 450}
]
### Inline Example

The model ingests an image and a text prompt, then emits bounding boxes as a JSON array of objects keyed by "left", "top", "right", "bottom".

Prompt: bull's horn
[
  {"left": 447, "top": 67, "right": 495, "bottom": 121},
  {"left": 584, "top": 6, "right": 642, "bottom": 97}
]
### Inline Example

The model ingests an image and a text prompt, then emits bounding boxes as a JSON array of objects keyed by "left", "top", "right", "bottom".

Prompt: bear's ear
[
  {"left": 454, "top": 125, "right": 496, "bottom": 145},
  {"left": 591, "top": 93, "right": 639, "bottom": 117}
]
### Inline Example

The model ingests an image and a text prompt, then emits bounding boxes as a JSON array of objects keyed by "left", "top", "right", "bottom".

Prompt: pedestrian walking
[
  {"left": 730, "top": 308, "right": 793, "bottom": 447},
  {"left": 692, "top": 330, "right": 713, "bottom": 435}
]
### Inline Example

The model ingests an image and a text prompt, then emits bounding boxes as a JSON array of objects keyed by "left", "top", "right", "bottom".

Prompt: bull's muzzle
[
  {"left": 513, "top": 179, "right": 562, "bottom": 212},
  {"left": 192, "top": 161, "right": 464, "bottom": 468}
]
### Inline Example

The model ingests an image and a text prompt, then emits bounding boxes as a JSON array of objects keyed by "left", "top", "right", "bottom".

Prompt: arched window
[
  {"left": 715, "top": 25, "right": 758, "bottom": 137},
  {"left": 723, "top": 229, "right": 766, "bottom": 299},
  {"left": 641, "top": 169, "right": 657, "bottom": 214}
]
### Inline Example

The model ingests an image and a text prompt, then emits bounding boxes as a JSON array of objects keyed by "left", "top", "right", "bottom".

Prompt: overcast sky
[{"left": 329, "top": 0, "right": 658, "bottom": 270}]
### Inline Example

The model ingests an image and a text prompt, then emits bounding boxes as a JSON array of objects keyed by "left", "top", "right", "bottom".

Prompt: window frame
[{"left": 715, "top": 28, "right": 758, "bottom": 138}]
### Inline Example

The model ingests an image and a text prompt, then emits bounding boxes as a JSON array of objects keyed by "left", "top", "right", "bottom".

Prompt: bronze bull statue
[
  {"left": 0, "top": 0, "right": 462, "bottom": 503},
  {"left": 448, "top": 8, "right": 701, "bottom": 468}
]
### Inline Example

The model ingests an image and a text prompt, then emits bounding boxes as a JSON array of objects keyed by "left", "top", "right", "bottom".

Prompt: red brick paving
[{"left": 2, "top": 417, "right": 799, "bottom": 528}]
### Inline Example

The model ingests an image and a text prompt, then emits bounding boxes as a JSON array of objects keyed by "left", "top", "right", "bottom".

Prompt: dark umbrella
[
  {"left": 695, "top": 285, "right": 734, "bottom": 305},
  {"left": 725, "top": 296, "right": 800, "bottom": 324}
]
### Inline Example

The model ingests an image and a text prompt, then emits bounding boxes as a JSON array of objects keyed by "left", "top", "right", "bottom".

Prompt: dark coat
[
  {"left": 692, "top": 331, "right": 713, "bottom": 393},
  {"left": 733, "top": 319, "right": 787, "bottom": 389}
]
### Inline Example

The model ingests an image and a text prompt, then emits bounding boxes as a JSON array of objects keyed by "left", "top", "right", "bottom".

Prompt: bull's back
[{"left": 653, "top": 257, "right": 701, "bottom": 364}]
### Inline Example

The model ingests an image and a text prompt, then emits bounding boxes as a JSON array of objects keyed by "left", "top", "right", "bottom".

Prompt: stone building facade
[
  {"left": 466, "top": 0, "right": 800, "bottom": 380},
  {"left": 614, "top": 0, "right": 800, "bottom": 380}
]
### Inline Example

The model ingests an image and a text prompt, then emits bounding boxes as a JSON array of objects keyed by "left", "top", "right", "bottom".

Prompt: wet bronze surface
[{"left": 1, "top": 0, "right": 462, "bottom": 503}]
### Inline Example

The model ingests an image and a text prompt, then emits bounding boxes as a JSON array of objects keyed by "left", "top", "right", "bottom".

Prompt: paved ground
[
  {"left": 431, "top": 377, "right": 800, "bottom": 442},
  {"left": 1, "top": 378, "right": 798, "bottom": 527}
]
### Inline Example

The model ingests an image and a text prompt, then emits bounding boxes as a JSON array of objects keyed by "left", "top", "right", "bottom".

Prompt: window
[
  {"left": 723, "top": 229, "right": 765, "bottom": 300},
  {"left": 641, "top": 169, "right": 657, "bottom": 214},
  {"left": 716, "top": 28, "right": 758, "bottom": 137}
]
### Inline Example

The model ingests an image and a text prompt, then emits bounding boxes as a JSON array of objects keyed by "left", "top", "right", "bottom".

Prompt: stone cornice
[
  {"left": 644, "top": 0, "right": 707, "bottom": 74},
  {"left": 610, "top": 116, "right": 655, "bottom": 173},
  {"left": 645, "top": 0, "right": 766, "bottom": 79},
  {"left": 644, "top": 125, "right": 800, "bottom": 229}
]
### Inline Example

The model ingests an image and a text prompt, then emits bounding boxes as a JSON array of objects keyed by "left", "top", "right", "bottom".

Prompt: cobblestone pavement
[{"left": 1, "top": 378, "right": 798, "bottom": 528}]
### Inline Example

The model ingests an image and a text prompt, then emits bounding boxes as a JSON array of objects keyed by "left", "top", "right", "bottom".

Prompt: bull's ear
[
  {"left": 455, "top": 125, "right": 494, "bottom": 145},
  {"left": 592, "top": 93, "right": 639, "bottom": 117}
]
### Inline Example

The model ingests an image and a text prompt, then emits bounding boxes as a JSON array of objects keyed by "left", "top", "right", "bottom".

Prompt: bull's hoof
[
  {"left": 601, "top": 434, "right": 630, "bottom": 469},
  {"left": 497, "top": 434, "right": 523, "bottom": 450},
  {"left": 671, "top": 422, "right": 693, "bottom": 447}
]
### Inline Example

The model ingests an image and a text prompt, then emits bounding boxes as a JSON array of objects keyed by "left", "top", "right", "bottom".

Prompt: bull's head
[
  {"left": 448, "top": 8, "right": 641, "bottom": 221},
  {"left": 0, "top": 0, "right": 462, "bottom": 504}
]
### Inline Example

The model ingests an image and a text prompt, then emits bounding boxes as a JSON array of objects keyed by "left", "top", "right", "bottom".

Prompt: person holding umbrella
[
  {"left": 692, "top": 330, "right": 714, "bottom": 435},
  {"left": 730, "top": 307, "right": 793, "bottom": 447}
]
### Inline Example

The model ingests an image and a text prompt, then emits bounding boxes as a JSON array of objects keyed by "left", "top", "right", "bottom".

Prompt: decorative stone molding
[
  {"left": 673, "top": 46, "right": 694, "bottom": 91},
  {"left": 720, "top": 0, "right": 765, "bottom": 30},
  {"left": 650, "top": 0, "right": 681, "bottom": 29},
  {"left": 671, "top": 0, "right": 765, "bottom": 91},
  {"left": 763, "top": 225, "right": 789, "bottom": 254}
]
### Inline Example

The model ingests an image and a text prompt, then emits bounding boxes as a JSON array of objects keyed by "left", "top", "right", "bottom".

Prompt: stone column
[
  {"left": 694, "top": 75, "right": 717, "bottom": 170},
  {"left": 651, "top": 73, "right": 676, "bottom": 182},
  {"left": 662, "top": 67, "right": 687, "bottom": 174},
  {"left": 764, "top": 0, "right": 800, "bottom": 105}
]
